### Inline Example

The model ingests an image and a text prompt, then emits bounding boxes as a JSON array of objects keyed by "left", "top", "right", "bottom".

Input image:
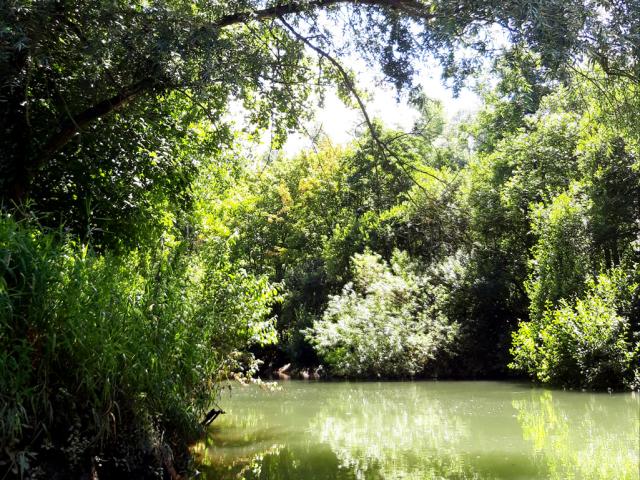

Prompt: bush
[
  {"left": 0, "top": 215, "right": 277, "bottom": 477},
  {"left": 526, "top": 186, "right": 592, "bottom": 321},
  {"left": 305, "top": 250, "right": 458, "bottom": 378},
  {"left": 510, "top": 269, "right": 638, "bottom": 389}
]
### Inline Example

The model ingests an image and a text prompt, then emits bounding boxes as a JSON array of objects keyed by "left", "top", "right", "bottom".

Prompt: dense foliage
[
  {"left": 227, "top": 70, "right": 639, "bottom": 387},
  {"left": 512, "top": 269, "right": 639, "bottom": 389},
  {"left": 2, "top": 0, "right": 640, "bottom": 477},
  {"left": 0, "top": 213, "right": 277, "bottom": 476},
  {"left": 306, "top": 250, "right": 458, "bottom": 377}
]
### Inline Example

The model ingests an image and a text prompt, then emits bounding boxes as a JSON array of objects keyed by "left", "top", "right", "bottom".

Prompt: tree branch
[
  {"left": 215, "top": 0, "right": 434, "bottom": 28},
  {"left": 41, "top": 77, "right": 157, "bottom": 159},
  {"left": 278, "top": 15, "right": 449, "bottom": 193},
  {"left": 41, "top": 0, "right": 435, "bottom": 162}
]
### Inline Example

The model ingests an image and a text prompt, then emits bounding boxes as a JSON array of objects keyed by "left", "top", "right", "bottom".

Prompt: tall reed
[{"left": 0, "top": 215, "right": 277, "bottom": 476}]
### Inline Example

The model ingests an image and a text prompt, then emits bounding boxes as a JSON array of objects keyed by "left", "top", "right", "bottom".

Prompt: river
[{"left": 194, "top": 381, "right": 639, "bottom": 479}]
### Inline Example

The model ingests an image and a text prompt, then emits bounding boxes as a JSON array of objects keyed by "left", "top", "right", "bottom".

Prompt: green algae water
[{"left": 195, "top": 381, "right": 639, "bottom": 480}]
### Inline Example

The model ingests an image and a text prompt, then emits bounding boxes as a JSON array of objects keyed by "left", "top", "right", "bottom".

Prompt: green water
[{"left": 195, "top": 381, "right": 639, "bottom": 479}]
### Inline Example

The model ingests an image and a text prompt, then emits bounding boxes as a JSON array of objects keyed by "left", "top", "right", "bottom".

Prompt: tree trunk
[
  {"left": 1, "top": 77, "right": 156, "bottom": 203},
  {"left": 0, "top": 49, "right": 33, "bottom": 204}
]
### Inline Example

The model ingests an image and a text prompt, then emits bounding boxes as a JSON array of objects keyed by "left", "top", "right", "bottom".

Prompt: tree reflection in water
[
  {"left": 194, "top": 382, "right": 639, "bottom": 479},
  {"left": 512, "top": 390, "right": 640, "bottom": 480}
]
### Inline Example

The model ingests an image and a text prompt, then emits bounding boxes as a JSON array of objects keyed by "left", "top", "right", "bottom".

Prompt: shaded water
[{"left": 195, "top": 381, "right": 639, "bottom": 479}]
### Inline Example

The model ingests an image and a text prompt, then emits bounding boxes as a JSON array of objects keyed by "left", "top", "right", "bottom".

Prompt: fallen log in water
[{"left": 201, "top": 408, "right": 225, "bottom": 427}]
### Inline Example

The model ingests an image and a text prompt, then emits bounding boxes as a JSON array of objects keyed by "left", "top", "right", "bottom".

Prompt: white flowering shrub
[{"left": 306, "top": 250, "right": 458, "bottom": 377}]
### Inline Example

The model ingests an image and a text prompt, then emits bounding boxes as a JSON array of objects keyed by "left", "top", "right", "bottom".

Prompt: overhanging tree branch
[
  {"left": 278, "top": 14, "right": 449, "bottom": 192},
  {"left": 40, "top": 0, "right": 436, "bottom": 162},
  {"left": 215, "top": 0, "right": 435, "bottom": 28},
  {"left": 42, "top": 77, "right": 157, "bottom": 160},
  {"left": 15, "top": 0, "right": 442, "bottom": 203}
]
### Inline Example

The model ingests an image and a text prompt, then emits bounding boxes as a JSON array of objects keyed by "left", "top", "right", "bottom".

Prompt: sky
[{"left": 279, "top": 57, "right": 483, "bottom": 155}]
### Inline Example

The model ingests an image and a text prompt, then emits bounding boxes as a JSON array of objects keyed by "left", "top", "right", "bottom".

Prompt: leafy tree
[
  {"left": 27, "top": 93, "right": 221, "bottom": 249},
  {"left": 526, "top": 186, "right": 592, "bottom": 320},
  {"left": 306, "top": 250, "right": 458, "bottom": 377},
  {"left": 446, "top": 98, "right": 582, "bottom": 376},
  {"left": 504, "top": 71, "right": 640, "bottom": 388},
  {"left": 2, "top": 0, "right": 636, "bottom": 209}
]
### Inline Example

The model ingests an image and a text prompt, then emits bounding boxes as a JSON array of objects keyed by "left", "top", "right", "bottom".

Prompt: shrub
[
  {"left": 305, "top": 250, "right": 458, "bottom": 378},
  {"left": 510, "top": 269, "right": 638, "bottom": 389}
]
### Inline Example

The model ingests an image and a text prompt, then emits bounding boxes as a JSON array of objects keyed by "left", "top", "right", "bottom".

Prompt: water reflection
[
  {"left": 307, "top": 383, "right": 470, "bottom": 479},
  {"left": 513, "top": 390, "right": 640, "bottom": 479},
  {"left": 195, "top": 382, "right": 639, "bottom": 479}
]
